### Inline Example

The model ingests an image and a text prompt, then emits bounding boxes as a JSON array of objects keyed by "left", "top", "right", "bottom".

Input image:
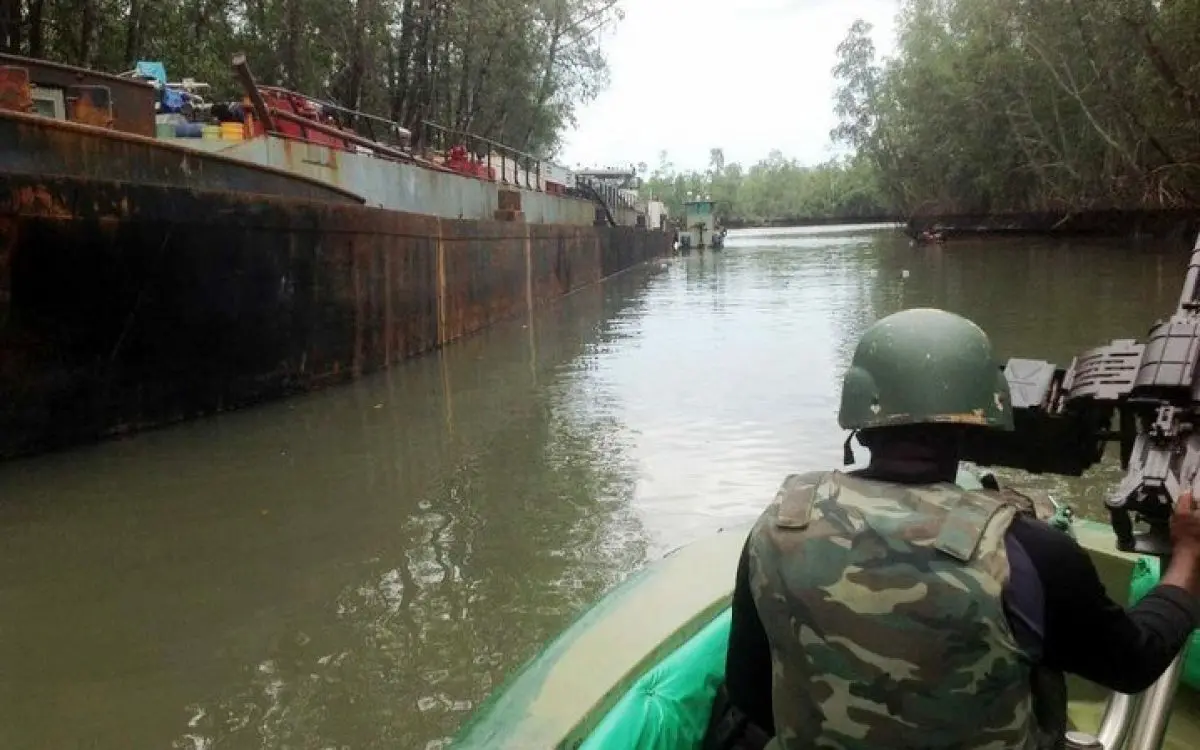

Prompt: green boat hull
[{"left": 453, "top": 485, "right": 1200, "bottom": 749}]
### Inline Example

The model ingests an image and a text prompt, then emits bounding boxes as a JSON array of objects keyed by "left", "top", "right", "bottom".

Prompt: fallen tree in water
[{"left": 904, "top": 209, "right": 1200, "bottom": 242}]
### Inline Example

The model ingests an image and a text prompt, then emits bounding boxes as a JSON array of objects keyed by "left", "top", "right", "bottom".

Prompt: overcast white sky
[{"left": 558, "top": 0, "right": 901, "bottom": 173}]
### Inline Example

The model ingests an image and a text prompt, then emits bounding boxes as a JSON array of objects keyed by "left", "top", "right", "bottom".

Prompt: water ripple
[{"left": 0, "top": 224, "right": 1183, "bottom": 750}]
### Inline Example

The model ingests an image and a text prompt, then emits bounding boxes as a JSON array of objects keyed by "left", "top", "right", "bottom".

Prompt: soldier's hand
[
  {"left": 1162, "top": 491, "right": 1200, "bottom": 597},
  {"left": 1170, "top": 490, "right": 1200, "bottom": 561}
]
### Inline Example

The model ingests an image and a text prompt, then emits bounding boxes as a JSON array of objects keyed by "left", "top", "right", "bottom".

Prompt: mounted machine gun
[{"left": 960, "top": 232, "right": 1200, "bottom": 750}]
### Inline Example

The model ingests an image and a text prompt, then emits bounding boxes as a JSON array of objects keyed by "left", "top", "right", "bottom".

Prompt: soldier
[{"left": 705, "top": 307, "right": 1200, "bottom": 750}]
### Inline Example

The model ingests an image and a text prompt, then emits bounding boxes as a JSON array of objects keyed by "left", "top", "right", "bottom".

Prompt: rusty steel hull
[
  {"left": 0, "top": 173, "right": 671, "bottom": 460},
  {"left": 2, "top": 109, "right": 365, "bottom": 204}
]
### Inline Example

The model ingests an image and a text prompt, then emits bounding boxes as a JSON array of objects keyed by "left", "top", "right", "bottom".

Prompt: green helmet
[{"left": 837, "top": 308, "right": 1013, "bottom": 432}]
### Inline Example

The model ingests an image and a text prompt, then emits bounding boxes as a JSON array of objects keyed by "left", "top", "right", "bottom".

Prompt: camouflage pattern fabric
[
  {"left": 994, "top": 485, "right": 1057, "bottom": 524},
  {"left": 747, "top": 470, "right": 1053, "bottom": 750}
]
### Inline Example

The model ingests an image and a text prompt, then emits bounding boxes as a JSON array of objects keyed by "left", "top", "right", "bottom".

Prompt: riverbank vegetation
[
  {"left": 640, "top": 150, "right": 891, "bottom": 226},
  {"left": 649, "top": 0, "right": 1200, "bottom": 224},
  {"left": 5, "top": 0, "right": 1196, "bottom": 223},
  {"left": 0, "top": 0, "right": 620, "bottom": 156},
  {"left": 834, "top": 0, "right": 1200, "bottom": 217}
]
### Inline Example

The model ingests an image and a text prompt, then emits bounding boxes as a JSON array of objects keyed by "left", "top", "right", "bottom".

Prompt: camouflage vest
[{"left": 747, "top": 470, "right": 1063, "bottom": 750}]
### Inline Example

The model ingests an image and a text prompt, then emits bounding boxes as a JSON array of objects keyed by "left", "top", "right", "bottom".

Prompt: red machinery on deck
[
  {"left": 244, "top": 86, "right": 496, "bottom": 181},
  {"left": 443, "top": 144, "right": 495, "bottom": 180},
  {"left": 229, "top": 57, "right": 551, "bottom": 190},
  {"left": 244, "top": 86, "right": 359, "bottom": 151}
]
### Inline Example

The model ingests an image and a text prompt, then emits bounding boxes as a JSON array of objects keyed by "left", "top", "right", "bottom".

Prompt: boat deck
[{"left": 454, "top": 518, "right": 1200, "bottom": 749}]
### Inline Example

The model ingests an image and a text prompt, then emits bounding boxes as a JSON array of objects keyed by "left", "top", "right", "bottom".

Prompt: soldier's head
[{"left": 837, "top": 308, "right": 1012, "bottom": 479}]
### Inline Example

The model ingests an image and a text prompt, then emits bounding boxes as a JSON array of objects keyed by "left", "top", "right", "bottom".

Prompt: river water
[{"left": 0, "top": 224, "right": 1187, "bottom": 749}]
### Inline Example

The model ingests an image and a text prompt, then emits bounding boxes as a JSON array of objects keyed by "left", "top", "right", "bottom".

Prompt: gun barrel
[{"left": 1178, "top": 234, "right": 1200, "bottom": 310}]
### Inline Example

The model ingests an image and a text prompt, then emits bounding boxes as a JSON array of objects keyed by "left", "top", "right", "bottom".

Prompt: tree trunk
[
  {"left": 391, "top": 0, "right": 418, "bottom": 123},
  {"left": 27, "top": 0, "right": 45, "bottom": 57},
  {"left": 79, "top": 0, "right": 97, "bottom": 67},
  {"left": 0, "top": 0, "right": 20, "bottom": 53},
  {"left": 406, "top": 0, "right": 434, "bottom": 134},
  {"left": 282, "top": 0, "right": 302, "bottom": 89},
  {"left": 194, "top": 0, "right": 219, "bottom": 39},
  {"left": 125, "top": 0, "right": 144, "bottom": 64},
  {"left": 344, "top": 0, "right": 371, "bottom": 110},
  {"left": 1131, "top": 23, "right": 1199, "bottom": 118},
  {"left": 460, "top": 40, "right": 498, "bottom": 133},
  {"left": 524, "top": 0, "right": 566, "bottom": 148},
  {"left": 251, "top": 0, "right": 267, "bottom": 34},
  {"left": 425, "top": 0, "right": 445, "bottom": 127},
  {"left": 432, "top": 6, "right": 451, "bottom": 127},
  {"left": 452, "top": 1, "right": 474, "bottom": 131}
]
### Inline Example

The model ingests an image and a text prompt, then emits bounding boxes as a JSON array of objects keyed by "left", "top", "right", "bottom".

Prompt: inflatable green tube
[
  {"left": 577, "top": 555, "right": 1199, "bottom": 750},
  {"left": 580, "top": 608, "right": 731, "bottom": 749},
  {"left": 1127, "top": 555, "right": 1200, "bottom": 691}
]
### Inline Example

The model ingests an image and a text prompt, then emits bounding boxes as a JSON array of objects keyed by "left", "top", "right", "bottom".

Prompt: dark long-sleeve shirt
[{"left": 724, "top": 512, "right": 1200, "bottom": 736}]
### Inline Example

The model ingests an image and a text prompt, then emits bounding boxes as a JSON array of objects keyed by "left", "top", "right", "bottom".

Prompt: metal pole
[
  {"left": 1123, "top": 650, "right": 1188, "bottom": 750},
  {"left": 1119, "top": 551, "right": 1189, "bottom": 750},
  {"left": 230, "top": 53, "right": 275, "bottom": 132},
  {"left": 267, "top": 108, "right": 412, "bottom": 162},
  {"left": 1095, "top": 691, "right": 1139, "bottom": 749}
]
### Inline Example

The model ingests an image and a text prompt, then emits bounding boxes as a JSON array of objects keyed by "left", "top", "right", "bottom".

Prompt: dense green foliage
[
  {"left": 832, "top": 0, "right": 1200, "bottom": 216},
  {"left": 649, "top": 0, "right": 1200, "bottom": 223},
  {"left": 0, "top": 0, "right": 620, "bottom": 156},
  {"left": 641, "top": 149, "right": 891, "bottom": 226},
  {"left": 6, "top": 0, "right": 1195, "bottom": 219}
]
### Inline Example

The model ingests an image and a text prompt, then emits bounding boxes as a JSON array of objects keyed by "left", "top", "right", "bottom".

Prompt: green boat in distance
[{"left": 452, "top": 471, "right": 1200, "bottom": 750}]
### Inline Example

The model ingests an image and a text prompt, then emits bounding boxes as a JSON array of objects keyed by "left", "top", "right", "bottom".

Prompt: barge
[{"left": 0, "top": 53, "right": 672, "bottom": 461}]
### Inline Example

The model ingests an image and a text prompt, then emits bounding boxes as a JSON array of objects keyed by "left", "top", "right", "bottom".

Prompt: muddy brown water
[{"left": 0, "top": 224, "right": 1185, "bottom": 749}]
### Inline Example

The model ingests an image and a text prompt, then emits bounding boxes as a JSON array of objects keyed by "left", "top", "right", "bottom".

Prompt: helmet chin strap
[{"left": 843, "top": 430, "right": 858, "bottom": 466}]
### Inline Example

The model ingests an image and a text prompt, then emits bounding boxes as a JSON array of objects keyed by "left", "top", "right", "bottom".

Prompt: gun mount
[{"left": 960, "top": 233, "right": 1200, "bottom": 557}]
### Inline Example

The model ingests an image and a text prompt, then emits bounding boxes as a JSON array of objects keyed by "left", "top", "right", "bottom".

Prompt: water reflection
[
  {"left": 613, "top": 227, "right": 1183, "bottom": 550},
  {"left": 0, "top": 264, "right": 665, "bottom": 750},
  {"left": 0, "top": 225, "right": 1188, "bottom": 749}
]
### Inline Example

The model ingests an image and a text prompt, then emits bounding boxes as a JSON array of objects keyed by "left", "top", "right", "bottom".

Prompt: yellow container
[
  {"left": 202, "top": 125, "right": 221, "bottom": 140},
  {"left": 220, "top": 122, "right": 245, "bottom": 141}
]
